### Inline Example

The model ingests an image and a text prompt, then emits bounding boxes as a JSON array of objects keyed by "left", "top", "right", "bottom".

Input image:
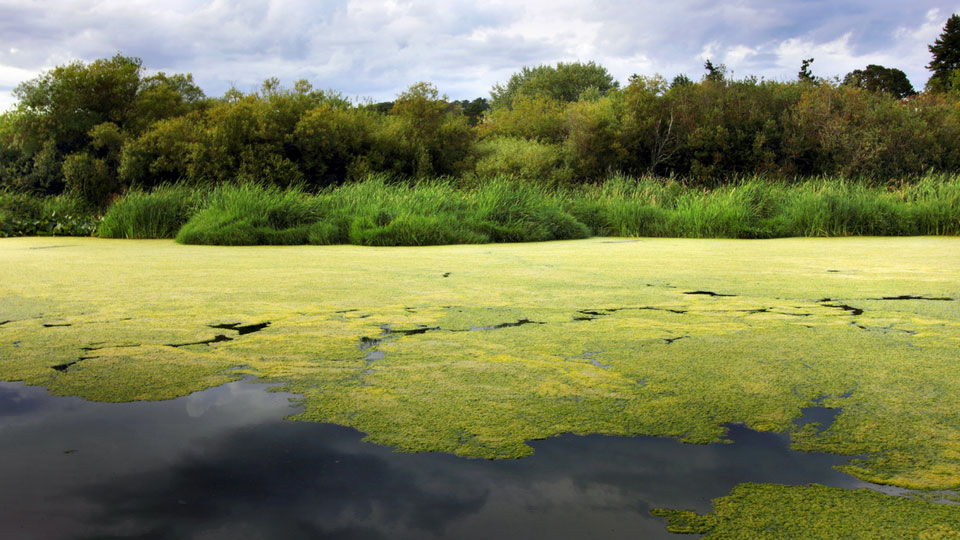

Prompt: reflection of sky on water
[{"left": 0, "top": 381, "right": 878, "bottom": 540}]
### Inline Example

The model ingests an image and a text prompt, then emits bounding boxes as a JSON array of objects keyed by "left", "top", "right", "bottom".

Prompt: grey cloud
[{"left": 0, "top": 0, "right": 955, "bottom": 108}]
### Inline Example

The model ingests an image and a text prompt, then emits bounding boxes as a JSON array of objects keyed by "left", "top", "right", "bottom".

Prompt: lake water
[{"left": 0, "top": 380, "right": 893, "bottom": 540}]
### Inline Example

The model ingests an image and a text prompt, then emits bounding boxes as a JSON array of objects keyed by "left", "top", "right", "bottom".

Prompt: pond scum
[{"left": 1, "top": 236, "right": 959, "bottom": 538}]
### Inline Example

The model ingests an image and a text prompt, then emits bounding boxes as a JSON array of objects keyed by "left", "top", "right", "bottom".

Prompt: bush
[
  {"left": 0, "top": 189, "right": 98, "bottom": 237},
  {"left": 473, "top": 137, "right": 572, "bottom": 185}
]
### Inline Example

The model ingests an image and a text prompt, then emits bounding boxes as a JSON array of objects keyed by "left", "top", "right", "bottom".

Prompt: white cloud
[{"left": 0, "top": 0, "right": 956, "bottom": 107}]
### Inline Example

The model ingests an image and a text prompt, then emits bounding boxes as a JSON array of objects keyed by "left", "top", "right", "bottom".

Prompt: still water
[{"left": 0, "top": 381, "right": 886, "bottom": 540}]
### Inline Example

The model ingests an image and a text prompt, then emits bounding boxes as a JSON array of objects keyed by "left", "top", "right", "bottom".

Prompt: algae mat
[{"left": 1, "top": 237, "right": 958, "bottom": 496}]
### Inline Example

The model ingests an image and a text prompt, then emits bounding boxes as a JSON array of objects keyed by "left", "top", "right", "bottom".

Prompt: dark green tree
[
  {"left": 670, "top": 74, "right": 693, "bottom": 88},
  {"left": 798, "top": 58, "right": 816, "bottom": 82},
  {"left": 13, "top": 54, "right": 143, "bottom": 155},
  {"left": 703, "top": 60, "right": 727, "bottom": 83},
  {"left": 450, "top": 97, "right": 489, "bottom": 126},
  {"left": 927, "top": 13, "right": 960, "bottom": 92},
  {"left": 490, "top": 61, "right": 618, "bottom": 109},
  {"left": 126, "top": 72, "right": 206, "bottom": 133},
  {"left": 843, "top": 65, "right": 915, "bottom": 99}
]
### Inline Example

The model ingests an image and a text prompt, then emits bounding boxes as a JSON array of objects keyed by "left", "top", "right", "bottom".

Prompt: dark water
[{"left": 0, "top": 381, "right": 890, "bottom": 540}]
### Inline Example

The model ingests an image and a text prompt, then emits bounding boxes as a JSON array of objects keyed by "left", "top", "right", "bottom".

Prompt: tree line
[{"left": 2, "top": 14, "right": 959, "bottom": 208}]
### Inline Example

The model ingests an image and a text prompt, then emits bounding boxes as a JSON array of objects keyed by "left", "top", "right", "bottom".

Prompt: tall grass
[
  {"left": 567, "top": 174, "right": 960, "bottom": 239},
  {"left": 174, "top": 175, "right": 590, "bottom": 246},
  {"left": 9, "top": 174, "right": 955, "bottom": 243},
  {"left": 98, "top": 184, "right": 206, "bottom": 239},
  {"left": 175, "top": 183, "right": 320, "bottom": 245}
]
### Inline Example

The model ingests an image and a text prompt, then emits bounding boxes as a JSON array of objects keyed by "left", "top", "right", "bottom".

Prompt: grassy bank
[
  {"left": 6, "top": 175, "right": 959, "bottom": 243},
  {"left": 96, "top": 175, "right": 960, "bottom": 244}
]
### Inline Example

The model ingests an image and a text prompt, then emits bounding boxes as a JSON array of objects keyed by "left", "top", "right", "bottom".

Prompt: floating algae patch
[
  {"left": 3, "top": 380, "right": 953, "bottom": 540},
  {"left": 653, "top": 483, "right": 960, "bottom": 539},
  {"left": 1, "top": 236, "right": 959, "bottom": 492}
]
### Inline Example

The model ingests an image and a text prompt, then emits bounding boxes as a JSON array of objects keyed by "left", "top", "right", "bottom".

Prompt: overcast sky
[{"left": 1, "top": 0, "right": 958, "bottom": 110}]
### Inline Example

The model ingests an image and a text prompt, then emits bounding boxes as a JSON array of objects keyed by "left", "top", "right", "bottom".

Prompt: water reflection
[{"left": 0, "top": 381, "right": 881, "bottom": 540}]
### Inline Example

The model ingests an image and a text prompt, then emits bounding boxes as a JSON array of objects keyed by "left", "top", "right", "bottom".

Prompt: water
[{"left": 0, "top": 381, "right": 888, "bottom": 540}]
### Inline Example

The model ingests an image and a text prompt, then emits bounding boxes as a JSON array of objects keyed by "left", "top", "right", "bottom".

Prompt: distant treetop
[
  {"left": 490, "top": 61, "right": 619, "bottom": 109},
  {"left": 927, "top": 13, "right": 960, "bottom": 92},
  {"left": 843, "top": 65, "right": 915, "bottom": 99}
]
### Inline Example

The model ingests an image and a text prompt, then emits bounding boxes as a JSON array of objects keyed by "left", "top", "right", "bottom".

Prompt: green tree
[
  {"left": 490, "top": 61, "right": 618, "bottom": 109},
  {"left": 843, "top": 65, "right": 915, "bottom": 99},
  {"left": 450, "top": 97, "right": 489, "bottom": 126},
  {"left": 927, "top": 13, "right": 960, "bottom": 92},
  {"left": 703, "top": 60, "right": 727, "bottom": 83},
  {"left": 13, "top": 54, "right": 143, "bottom": 155},
  {"left": 126, "top": 72, "right": 206, "bottom": 133},
  {"left": 798, "top": 58, "right": 816, "bottom": 83},
  {"left": 670, "top": 74, "right": 693, "bottom": 89}
]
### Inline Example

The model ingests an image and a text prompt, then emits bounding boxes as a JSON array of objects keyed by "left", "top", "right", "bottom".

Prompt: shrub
[
  {"left": 473, "top": 137, "right": 572, "bottom": 185},
  {"left": 0, "top": 189, "right": 98, "bottom": 237}
]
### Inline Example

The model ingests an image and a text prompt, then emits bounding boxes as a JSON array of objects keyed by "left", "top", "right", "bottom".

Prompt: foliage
[
  {"left": 703, "top": 60, "right": 727, "bottom": 83},
  {"left": 0, "top": 189, "right": 98, "bottom": 237},
  {"left": 13, "top": 54, "right": 142, "bottom": 156},
  {"left": 175, "top": 183, "right": 320, "bottom": 245},
  {"left": 490, "top": 61, "right": 618, "bottom": 109},
  {"left": 4, "top": 54, "right": 960, "bottom": 199},
  {"left": 798, "top": 57, "right": 816, "bottom": 82},
  {"left": 927, "top": 13, "right": 960, "bottom": 92},
  {"left": 450, "top": 97, "right": 489, "bottom": 126},
  {"left": 473, "top": 137, "right": 572, "bottom": 186},
  {"left": 98, "top": 184, "right": 205, "bottom": 239},
  {"left": 36, "top": 174, "right": 953, "bottom": 244},
  {"left": 843, "top": 64, "right": 916, "bottom": 99}
]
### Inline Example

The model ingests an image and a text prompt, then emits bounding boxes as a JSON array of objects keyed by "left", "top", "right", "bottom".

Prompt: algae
[
  {"left": 1, "top": 236, "right": 959, "bottom": 493},
  {"left": 653, "top": 483, "right": 960, "bottom": 539}
]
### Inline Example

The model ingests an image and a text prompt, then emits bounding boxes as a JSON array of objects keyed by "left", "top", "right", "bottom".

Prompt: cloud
[{"left": 0, "top": 0, "right": 956, "bottom": 110}]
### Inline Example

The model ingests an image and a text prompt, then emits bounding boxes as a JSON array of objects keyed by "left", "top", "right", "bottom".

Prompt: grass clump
[
  {"left": 98, "top": 184, "right": 206, "bottom": 239},
  {"left": 176, "top": 183, "right": 319, "bottom": 245},
  {"left": 173, "top": 175, "right": 589, "bottom": 246}
]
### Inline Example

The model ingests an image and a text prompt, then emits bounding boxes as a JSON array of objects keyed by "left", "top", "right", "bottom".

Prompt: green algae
[
  {"left": 1, "top": 236, "right": 959, "bottom": 492},
  {"left": 653, "top": 483, "right": 960, "bottom": 539}
]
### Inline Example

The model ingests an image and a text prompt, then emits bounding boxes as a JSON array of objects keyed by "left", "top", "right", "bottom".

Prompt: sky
[{"left": 0, "top": 0, "right": 958, "bottom": 110}]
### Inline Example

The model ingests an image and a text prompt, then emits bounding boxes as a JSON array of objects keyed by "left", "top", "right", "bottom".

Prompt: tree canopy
[
  {"left": 843, "top": 65, "right": 915, "bottom": 99},
  {"left": 927, "top": 13, "right": 960, "bottom": 92},
  {"left": 490, "top": 61, "right": 619, "bottom": 109}
]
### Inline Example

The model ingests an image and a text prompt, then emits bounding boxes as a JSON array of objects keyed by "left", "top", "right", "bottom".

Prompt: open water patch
[
  {"left": 209, "top": 322, "right": 271, "bottom": 335},
  {"left": 166, "top": 334, "right": 234, "bottom": 348},
  {"left": 817, "top": 299, "right": 865, "bottom": 316},
  {"left": 0, "top": 381, "right": 913, "bottom": 540},
  {"left": 870, "top": 295, "right": 954, "bottom": 301}
]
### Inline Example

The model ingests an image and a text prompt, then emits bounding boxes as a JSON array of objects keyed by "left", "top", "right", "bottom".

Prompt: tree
[
  {"left": 843, "top": 65, "right": 915, "bottom": 99},
  {"left": 490, "top": 61, "right": 618, "bottom": 109},
  {"left": 13, "top": 54, "right": 143, "bottom": 155},
  {"left": 126, "top": 72, "right": 206, "bottom": 133},
  {"left": 798, "top": 58, "right": 816, "bottom": 82},
  {"left": 670, "top": 74, "right": 693, "bottom": 88},
  {"left": 703, "top": 60, "right": 727, "bottom": 83},
  {"left": 927, "top": 13, "right": 960, "bottom": 92},
  {"left": 450, "top": 97, "right": 489, "bottom": 126}
]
